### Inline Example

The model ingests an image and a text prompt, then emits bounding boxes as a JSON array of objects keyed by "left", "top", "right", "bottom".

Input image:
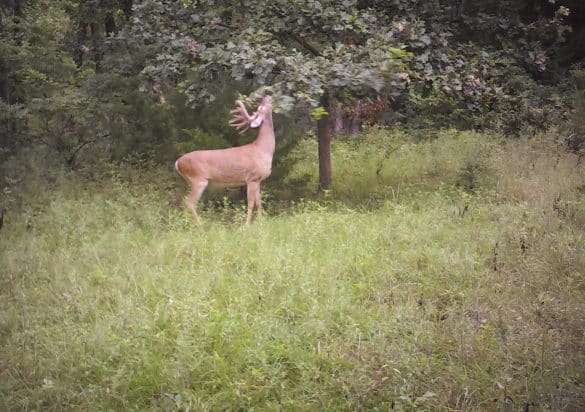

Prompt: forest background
[{"left": 1, "top": 0, "right": 585, "bottom": 410}]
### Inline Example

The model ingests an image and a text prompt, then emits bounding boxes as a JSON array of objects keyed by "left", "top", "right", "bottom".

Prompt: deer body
[{"left": 175, "top": 97, "right": 275, "bottom": 225}]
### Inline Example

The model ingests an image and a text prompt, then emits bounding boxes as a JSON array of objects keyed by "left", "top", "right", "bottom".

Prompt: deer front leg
[
  {"left": 246, "top": 181, "right": 260, "bottom": 225},
  {"left": 255, "top": 183, "right": 263, "bottom": 221}
]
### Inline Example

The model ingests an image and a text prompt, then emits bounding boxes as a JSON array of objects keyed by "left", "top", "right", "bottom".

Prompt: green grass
[{"left": 1, "top": 129, "right": 585, "bottom": 410}]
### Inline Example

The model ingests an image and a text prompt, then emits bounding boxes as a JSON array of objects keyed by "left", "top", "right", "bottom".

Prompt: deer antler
[{"left": 229, "top": 100, "right": 256, "bottom": 134}]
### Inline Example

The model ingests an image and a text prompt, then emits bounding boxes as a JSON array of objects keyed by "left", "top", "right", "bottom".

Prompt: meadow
[{"left": 1, "top": 129, "right": 584, "bottom": 410}]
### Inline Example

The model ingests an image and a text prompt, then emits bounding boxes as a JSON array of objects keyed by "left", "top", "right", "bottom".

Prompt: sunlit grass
[{"left": 1, "top": 129, "right": 584, "bottom": 410}]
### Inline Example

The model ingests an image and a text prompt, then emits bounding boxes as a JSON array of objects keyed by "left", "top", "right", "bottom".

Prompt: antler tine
[
  {"left": 228, "top": 116, "right": 251, "bottom": 134},
  {"left": 229, "top": 99, "right": 255, "bottom": 134}
]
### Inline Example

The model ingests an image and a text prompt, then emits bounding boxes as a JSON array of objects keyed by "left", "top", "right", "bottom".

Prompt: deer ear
[{"left": 250, "top": 112, "right": 264, "bottom": 128}]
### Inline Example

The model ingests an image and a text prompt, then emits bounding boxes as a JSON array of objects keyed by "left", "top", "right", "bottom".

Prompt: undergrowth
[{"left": 1, "top": 129, "right": 584, "bottom": 410}]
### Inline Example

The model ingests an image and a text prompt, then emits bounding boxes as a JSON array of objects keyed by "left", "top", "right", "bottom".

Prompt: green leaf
[{"left": 310, "top": 107, "right": 329, "bottom": 121}]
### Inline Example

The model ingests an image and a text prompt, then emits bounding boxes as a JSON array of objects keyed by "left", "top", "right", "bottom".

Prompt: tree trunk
[
  {"left": 349, "top": 99, "right": 362, "bottom": 135},
  {"left": 331, "top": 101, "right": 344, "bottom": 136},
  {"left": 317, "top": 116, "right": 332, "bottom": 190},
  {"left": 317, "top": 96, "right": 333, "bottom": 189},
  {"left": 105, "top": 12, "right": 117, "bottom": 37},
  {"left": 90, "top": 22, "right": 103, "bottom": 72}
]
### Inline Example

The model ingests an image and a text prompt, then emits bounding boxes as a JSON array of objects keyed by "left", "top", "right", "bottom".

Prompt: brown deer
[{"left": 175, "top": 96, "right": 275, "bottom": 226}]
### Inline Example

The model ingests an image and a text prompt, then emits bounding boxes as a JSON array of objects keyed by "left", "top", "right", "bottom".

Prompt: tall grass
[{"left": 1, "top": 129, "right": 584, "bottom": 410}]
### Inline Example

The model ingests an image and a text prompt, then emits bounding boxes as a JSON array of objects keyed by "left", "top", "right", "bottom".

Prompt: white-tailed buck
[{"left": 175, "top": 96, "right": 275, "bottom": 225}]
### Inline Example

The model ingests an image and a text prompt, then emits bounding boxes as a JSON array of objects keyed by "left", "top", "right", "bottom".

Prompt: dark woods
[{"left": 0, "top": 0, "right": 584, "bottom": 191}]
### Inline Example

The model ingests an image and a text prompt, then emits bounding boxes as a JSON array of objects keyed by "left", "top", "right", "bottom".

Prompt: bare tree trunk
[
  {"left": 331, "top": 101, "right": 344, "bottom": 136},
  {"left": 90, "top": 22, "right": 103, "bottom": 72},
  {"left": 105, "top": 12, "right": 117, "bottom": 37},
  {"left": 317, "top": 96, "right": 333, "bottom": 189},
  {"left": 349, "top": 99, "right": 362, "bottom": 135},
  {"left": 317, "top": 117, "right": 332, "bottom": 189}
]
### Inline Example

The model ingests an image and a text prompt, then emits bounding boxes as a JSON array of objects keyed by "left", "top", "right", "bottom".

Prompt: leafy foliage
[
  {"left": 0, "top": 0, "right": 583, "bottom": 182},
  {"left": 131, "top": 0, "right": 480, "bottom": 111}
]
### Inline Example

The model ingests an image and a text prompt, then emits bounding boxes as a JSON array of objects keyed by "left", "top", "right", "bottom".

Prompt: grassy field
[{"left": 1, "top": 129, "right": 584, "bottom": 410}]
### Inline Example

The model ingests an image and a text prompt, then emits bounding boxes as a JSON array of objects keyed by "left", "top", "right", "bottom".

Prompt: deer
[{"left": 175, "top": 96, "right": 275, "bottom": 226}]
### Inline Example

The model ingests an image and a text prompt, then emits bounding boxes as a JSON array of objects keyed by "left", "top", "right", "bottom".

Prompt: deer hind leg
[
  {"left": 246, "top": 181, "right": 260, "bottom": 225},
  {"left": 185, "top": 180, "right": 208, "bottom": 226}
]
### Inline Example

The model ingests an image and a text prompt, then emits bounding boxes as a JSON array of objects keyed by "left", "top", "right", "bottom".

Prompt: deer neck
[{"left": 253, "top": 116, "right": 275, "bottom": 156}]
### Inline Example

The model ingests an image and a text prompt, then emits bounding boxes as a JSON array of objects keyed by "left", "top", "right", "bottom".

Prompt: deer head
[{"left": 229, "top": 96, "right": 273, "bottom": 134}]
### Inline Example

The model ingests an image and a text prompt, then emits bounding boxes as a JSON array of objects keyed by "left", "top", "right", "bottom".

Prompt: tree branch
[
  {"left": 287, "top": 31, "right": 322, "bottom": 57},
  {"left": 66, "top": 132, "right": 109, "bottom": 167}
]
